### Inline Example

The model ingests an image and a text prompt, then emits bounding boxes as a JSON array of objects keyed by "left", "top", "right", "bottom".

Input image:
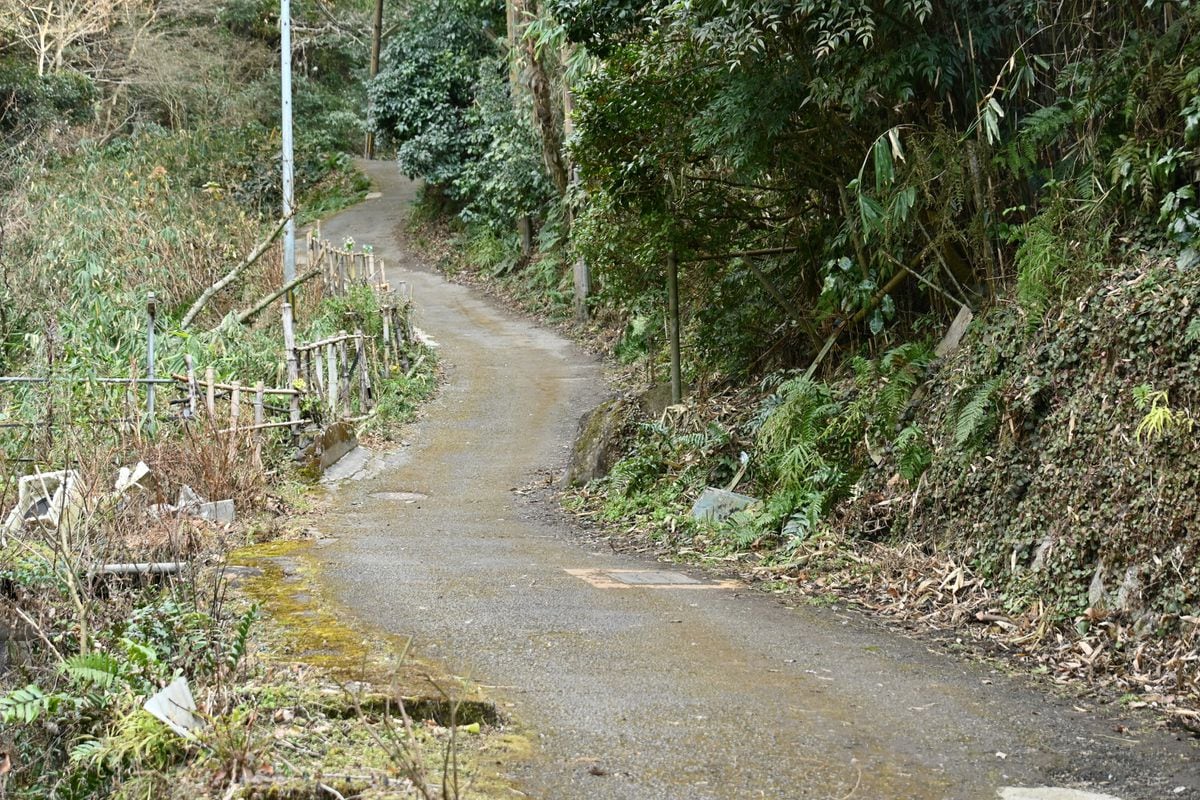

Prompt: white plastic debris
[
  {"left": 148, "top": 485, "right": 235, "bottom": 524},
  {"left": 114, "top": 462, "right": 151, "bottom": 496},
  {"left": 144, "top": 676, "right": 204, "bottom": 738},
  {"left": 1, "top": 470, "right": 83, "bottom": 538}
]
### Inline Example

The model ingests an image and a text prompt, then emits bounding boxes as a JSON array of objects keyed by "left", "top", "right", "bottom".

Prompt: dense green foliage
[
  {"left": 378, "top": 0, "right": 1200, "bottom": 358},
  {"left": 370, "top": 0, "right": 555, "bottom": 228}
]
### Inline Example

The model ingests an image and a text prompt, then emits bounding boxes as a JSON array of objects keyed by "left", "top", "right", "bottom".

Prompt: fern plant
[
  {"left": 895, "top": 424, "right": 932, "bottom": 481},
  {"left": 0, "top": 684, "right": 56, "bottom": 724},
  {"left": 1133, "top": 384, "right": 1195, "bottom": 442},
  {"left": 223, "top": 605, "right": 259, "bottom": 677},
  {"left": 62, "top": 652, "right": 125, "bottom": 689},
  {"left": 954, "top": 376, "right": 1004, "bottom": 449}
]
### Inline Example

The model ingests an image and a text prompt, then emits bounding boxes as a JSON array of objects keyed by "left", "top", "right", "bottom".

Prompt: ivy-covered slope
[{"left": 877, "top": 256, "right": 1200, "bottom": 628}]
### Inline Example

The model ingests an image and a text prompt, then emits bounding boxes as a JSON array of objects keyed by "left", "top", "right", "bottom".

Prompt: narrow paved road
[{"left": 312, "top": 162, "right": 1198, "bottom": 800}]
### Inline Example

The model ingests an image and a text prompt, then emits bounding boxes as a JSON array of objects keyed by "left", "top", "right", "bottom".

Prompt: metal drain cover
[
  {"left": 606, "top": 570, "right": 701, "bottom": 585},
  {"left": 564, "top": 568, "right": 740, "bottom": 590}
]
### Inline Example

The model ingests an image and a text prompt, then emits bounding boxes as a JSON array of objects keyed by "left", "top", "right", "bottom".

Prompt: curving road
[{"left": 311, "top": 161, "right": 1198, "bottom": 800}]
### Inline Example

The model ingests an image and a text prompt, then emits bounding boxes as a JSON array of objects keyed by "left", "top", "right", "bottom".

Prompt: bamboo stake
[
  {"left": 326, "top": 342, "right": 337, "bottom": 413},
  {"left": 230, "top": 381, "right": 241, "bottom": 440},
  {"left": 184, "top": 355, "right": 197, "bottom": 420},
  {"left": 205, "top": 366, "right": 216, "bottom": 419},
  {"left": 314, "top": 348, "right": 326, "bottom": 401},
  {"left": 355, "top": 329, "right": 369, "bottom": 412},
  {"left": 124, "top": 360, "right": 138, "bottom": 438},
  {"left": 381, "top": 306, "right": 392, "bottom": 374},
  {"left": 281, "top": 302, "right": 301, "bottom": 435},
  {"left": 338, "top": 333, "right": 351, "bottom": 417},
  {"left": 254, "top": 382, "right": 265, "bottom": 427}
]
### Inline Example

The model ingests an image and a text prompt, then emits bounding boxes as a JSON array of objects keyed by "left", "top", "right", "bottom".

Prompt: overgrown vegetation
[{"left": 0, "top": 1, "right": 445, "bottom": 796}]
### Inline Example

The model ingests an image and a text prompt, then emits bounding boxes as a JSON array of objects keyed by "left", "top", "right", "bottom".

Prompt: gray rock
[
  {"left": 298, "top": 421, "right": 359, "bottom": 478},
  {"left": 935, "top": 304, "right": 974, "bottom": 357},
  {"left": 1087, "top": 562, "right": 1107, "bottom": 609},
  {"left": 637, "top": 382, "right": 676, "bottom": 417},
  {"left": 1030, "top": 533, "right": 1054, "bottom": 572},
  {"left": 1115, "top": 566, "right": 1142, "bottom": 614},
  {"left": 691, "top": 487, "right": 759, "bottom": 522},
  {"left": 565, "top": 398, "right": 627, "bottom": 486}
]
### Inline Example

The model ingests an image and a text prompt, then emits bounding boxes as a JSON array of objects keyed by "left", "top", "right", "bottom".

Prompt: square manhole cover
[
  {"left": 606, "top": 570, "right": 701, "bottom": 585},
  {"left": 564, "top": 568, "right": 740, "bottom": 590}
]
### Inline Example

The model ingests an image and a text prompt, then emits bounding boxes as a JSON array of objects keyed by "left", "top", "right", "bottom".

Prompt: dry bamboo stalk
[
  {"left": 295, "top": 332, "right": 362, "bottom": 351},
  {"left": 234, "top": 267, "right": 320, "bottom": 326},
  {"left": 169, "top": 374, "right": 298, "bottom": 396},
  {"left": 181, "top": 213, "right": 292, "bottom": 329},
  {"left": 216, "top": 419, "right": 307, "bottom": 435}
]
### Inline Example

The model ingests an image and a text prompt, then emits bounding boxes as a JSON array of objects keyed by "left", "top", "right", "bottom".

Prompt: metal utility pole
[
  {"left": 364, "top": 0, "right": 384, "bottom": 159},
  {"left": 280, "top": 0, "right": 296, "bottom": 286}
]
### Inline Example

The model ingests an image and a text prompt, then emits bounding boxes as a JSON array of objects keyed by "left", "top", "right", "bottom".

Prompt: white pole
[
  {"left": 280, "top": 0, "right": 296, "bottom": 286},
  {"left": 146, "top": 292, "right": 157, "bottom": 434}
]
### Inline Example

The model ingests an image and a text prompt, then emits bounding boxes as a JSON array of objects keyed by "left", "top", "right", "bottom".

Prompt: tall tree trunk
[
  {"left": 526, "top": 36, "right": 569, "bottom": 195},
  {"left": 364, "top": 0, "right": 384, "bottom": 158},
  {"left": 562, "top": 44, "right": 590, "bottom": 319}
]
